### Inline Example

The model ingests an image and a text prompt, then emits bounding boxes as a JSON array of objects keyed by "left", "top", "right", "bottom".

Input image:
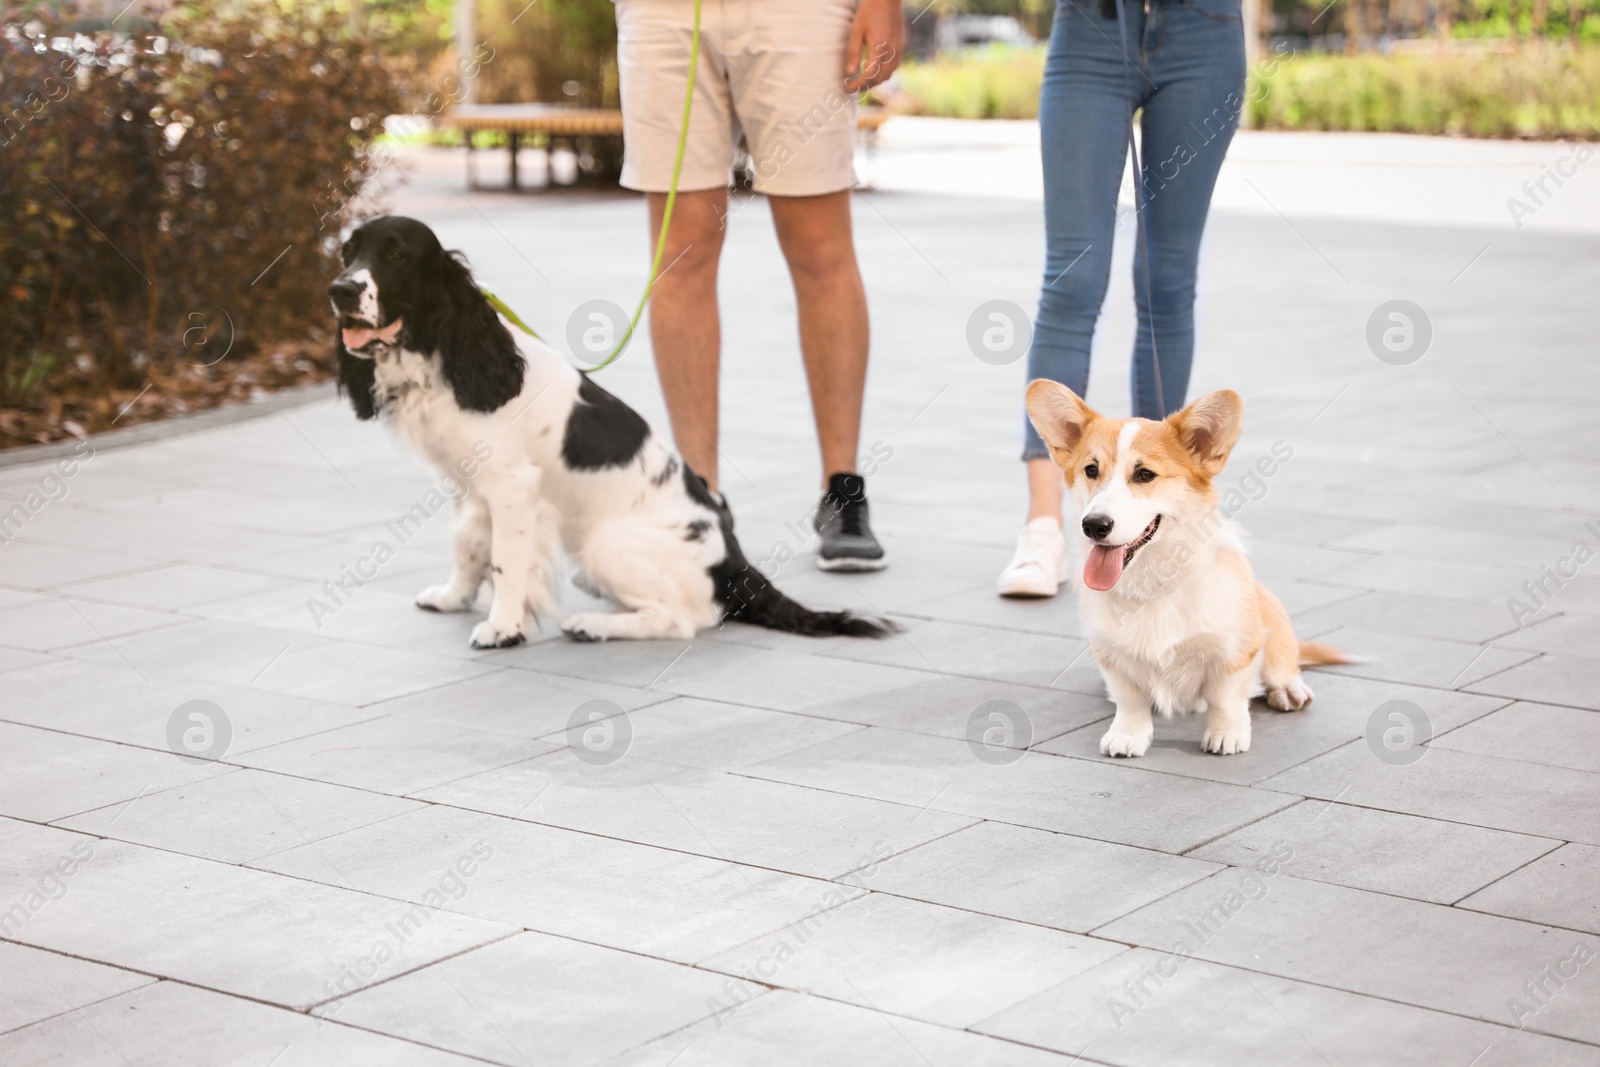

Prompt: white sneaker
[{"left": 998, "top": 517, "right": 1069, "bottom": 598}]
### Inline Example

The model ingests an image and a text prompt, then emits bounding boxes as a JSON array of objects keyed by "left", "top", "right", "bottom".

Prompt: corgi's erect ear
[
  {"left": 1168, "top": 389, "right": 1242, "bottom": 476},
  {"left": 1026, "top": 380, "right": 1097, "bottom": 457}
]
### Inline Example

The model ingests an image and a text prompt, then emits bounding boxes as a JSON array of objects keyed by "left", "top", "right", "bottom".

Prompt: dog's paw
[
  {"left": 1201, "top": 724, "right": 1251, "bottom": 755},
  {"left": 1265, "top": 676, "right": 1313, "bottom": 711},
  {"left": 416, "top": 584, "right": 472, "bottom": 613},
  {"left": 561, "top": 614, "right": 608, "bottom": 643},
  {"left": 1100, "top": 726, "right": 1153, "bottom": 758},
  {"left": 470, "top": 620, "right": 526, "bottom": 649}
]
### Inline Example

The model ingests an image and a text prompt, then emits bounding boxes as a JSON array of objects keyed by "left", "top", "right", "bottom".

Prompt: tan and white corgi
[{"left": 1025, "top": 381, "right": 1348, "bottom": 757}]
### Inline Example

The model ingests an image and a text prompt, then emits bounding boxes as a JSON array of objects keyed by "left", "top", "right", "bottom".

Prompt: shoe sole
[{"left": 817, "top": 556, "right": 888, "bottom": 573}]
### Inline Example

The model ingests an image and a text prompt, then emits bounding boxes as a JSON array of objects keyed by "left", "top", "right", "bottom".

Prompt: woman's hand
[{"left": 844, "top": 0, "right": 904, "bottom": 93}]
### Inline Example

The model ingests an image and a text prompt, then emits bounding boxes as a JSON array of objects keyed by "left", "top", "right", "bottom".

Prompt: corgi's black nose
[
  {"left": 1082, "top": 514, "right": 1114, "bottom": 541},
  {"left": 328, "top": 277, "right": 361, "bottom": 308}
]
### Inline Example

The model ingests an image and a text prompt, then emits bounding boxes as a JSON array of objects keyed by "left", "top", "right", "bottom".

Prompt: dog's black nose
[
  {"left": 328, "top": 277, "right": 361, "bottom": 307},
  {"left": 1082, "top": 514, "right": 1115, "bottom": 541}
]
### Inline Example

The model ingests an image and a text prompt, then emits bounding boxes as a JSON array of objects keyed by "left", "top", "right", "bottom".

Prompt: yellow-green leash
[{"left": 482, "top": 0, "right": 702, "bottom": 372}]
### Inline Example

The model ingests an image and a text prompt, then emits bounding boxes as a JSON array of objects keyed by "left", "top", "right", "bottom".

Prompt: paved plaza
[{"left": 1, "top": 129, "right": 1598, "bottom": 1065}]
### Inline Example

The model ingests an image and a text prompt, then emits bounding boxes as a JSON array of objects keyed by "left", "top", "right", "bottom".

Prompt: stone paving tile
[
  {"left": 93, "top": 485, "right": 400, "bottom": 537},
  {"left": 1331, "top": 523, "right": 1586, "bottom": 571},
  {"left": 0, "top": 722, "right": 228, "bottom": 823},
  {"left": 0, "top": 942, "right": 154, "bottom": 1036},
  {"left": 61, "top": 617, "right": 498, "bottom": 706},
  {"left": 1432, "top": 701, "right": 1600, "bottom": 774},
  {"left": 1033, "top": 672, "right": 1509, "bottom": 786},
  {"left": 894, "top": 580, "right": 1085, "bottom": 638},
  {"left": 699, "top": 891, "right": 1121, "bottom": 1029},
  {"left": 56, "top": 768, "right": 424, "bottom": 865},
  {"left": 416, "top": 749, "right": 976, "bottom": 879},
  {"left": 499, "top": 633, "right": 700, "bottom": 689},
  {"left": 1496, "top": 611, "right": 1600, "bottom": 660},
  {"left": 372, "top": 667, "right": 668, "bottom": 741},
  {"left": 0, "top": 596, "right": 185, "bottom": 653},
  {"left": 10, "top": 504, "right": 317, "bottom": 568},
  {"left": 1294, "top": 590, "right": 1528, "bottom": 644},
  {"left": 1095, "top": 871, "right": 1600, "bottom": 1044},
  {"left": 707, "top": 615, "right": 1091, "bottom": 691},
  {"left": 602, "top": 697, "right": 865, "bottom": 772},
  {"left": 56, "top": 563, "right": 302, "bottom": 612},
  {"left": 0, "top": 980, "right": 489, "bottom": 1065},
  {"left": 0, "top": 658, "right": 375, "bottom": 755},
  {"left": 974, "top": 948, "right": 1600, "bottom": 1067},
  {"left": 654, "top": 643, "right": 957, "bottom": 716},
  {"left": 1467, "top": 653, "right": 1600, "bottom": 711},
  {"left": 742, "top": 727, "right": 1298, "bottom": 853},
  {"left": 1190, "top": 800, "right": 1559, "bottom": 905},
  {"left": 602, "top": 988, "right": 1077, "bottom": 1067},
  {"left": 864, "top": 821, "right": 1221, "bottom": 933},
  {"left": 234, "top": 715, "right": 559, "bottom": 796},
  {"left": 248, "top": 804, "right": 867, "bottom": 965},
  {"left": 789, "top": 672, "right": 1110, "bottom": 746},
  {"left": 0, "top": 584, "right": 48, "bottom": 611},
  {"left": 0, "top": 820, "right": 514, "bottom": 1010},
  {"left": 1311, "top": 555, "right": 1529, "bottom": 603},
  {"left": 1264, "top": 742, "right": 1600, "bottom": 845},
  {"left": 1458, "top": 843, "right": 1600, "bottom": 935},
  {"left": 1306, "top": 626, "right": 1538, "bottom": 689},
  {"left": 0, "top": 647, "right": 55, "bottom": 674},
  {"left": 317, "top": 931, "right": 730, "bottom": 1067}
]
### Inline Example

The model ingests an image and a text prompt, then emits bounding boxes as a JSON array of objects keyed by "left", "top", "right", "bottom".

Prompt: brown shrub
[{"left": 0, "top": 1, "right": 406, "bottom": 441}]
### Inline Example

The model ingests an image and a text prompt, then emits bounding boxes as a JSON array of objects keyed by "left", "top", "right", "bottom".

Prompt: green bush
[
  {"left": 893, "top": 44, "right": 1600, "bottom": 139},
  {"left": 1249, "top": 49, "right": 1600, "bottom": 138},
  {"left": 895, "top": 44, "right": 1045, "bottom": 120},
  {"left": 0, "top": 2, "right": 404, "bottom": 416}
]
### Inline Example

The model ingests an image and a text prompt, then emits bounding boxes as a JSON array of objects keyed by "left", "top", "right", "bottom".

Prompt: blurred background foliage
[{"left": 0, "top": 1, "right": 404, "bottom": 442}]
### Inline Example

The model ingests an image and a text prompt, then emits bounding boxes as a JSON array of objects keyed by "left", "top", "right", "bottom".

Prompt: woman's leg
[
  {"left": 1127, "top": 0, "right": 1247, "bottom": 420},
  {"left": 1021, "top": 0, "right": 1141, "bottom": 494},
  {"left": 1003, "top": 0, "right": 1142, "bottom": 596}
]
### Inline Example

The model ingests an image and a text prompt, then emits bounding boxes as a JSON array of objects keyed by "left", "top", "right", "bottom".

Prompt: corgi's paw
[
  {"left": 416, "top": 584, "right": 472, "bottom": 613},
  {"left": 470, "top": 619, "right": 526, "bottom": 649},
  {"left": 1100, "top": 725, "right": 1153, "bottom": 758},
  {"left": 1266, "top": 676, "right": 1313, "bottom": 711},
  {"left": 1202, "top": 724, "right": 1251, "bottom": 755}
]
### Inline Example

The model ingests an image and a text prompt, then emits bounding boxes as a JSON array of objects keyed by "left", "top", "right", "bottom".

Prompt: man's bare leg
[
  {"left": 646, "top": 188, "right": 728, "bottom": 493},
  {"left": 768, "top": 190, "right": 869, "bottom": 486}
]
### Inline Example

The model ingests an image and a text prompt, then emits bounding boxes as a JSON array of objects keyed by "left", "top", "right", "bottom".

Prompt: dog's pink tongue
[
  {"left": 1083, "top": 544, "right": 1124, "bottom": 592},
  {"left": 341, "top": 318, "right": 403, "bottom": 352}
]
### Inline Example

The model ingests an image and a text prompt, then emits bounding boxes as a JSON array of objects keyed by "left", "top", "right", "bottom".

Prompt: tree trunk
[{"left": 1346, "top": 0, "right": 1366, "bottom": 51}]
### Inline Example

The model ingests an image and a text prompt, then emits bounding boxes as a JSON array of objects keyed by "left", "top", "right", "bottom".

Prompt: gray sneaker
[{"left": 814, "top": 473, "right": 886, "bottom": 572}]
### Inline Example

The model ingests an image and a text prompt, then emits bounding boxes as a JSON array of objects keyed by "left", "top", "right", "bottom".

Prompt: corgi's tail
[{"left": 1298, "top": 641, "right": 1354, "bottom": 667}]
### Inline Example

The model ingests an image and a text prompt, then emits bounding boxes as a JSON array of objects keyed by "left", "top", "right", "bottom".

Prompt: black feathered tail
[{"left": 683, "top": 467, "right": 898, "bottom": 639}]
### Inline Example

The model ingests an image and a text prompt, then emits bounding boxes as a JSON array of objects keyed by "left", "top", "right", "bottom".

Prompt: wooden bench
[{"left": 441, "top": 103, "right": 892, "bottom": 192}]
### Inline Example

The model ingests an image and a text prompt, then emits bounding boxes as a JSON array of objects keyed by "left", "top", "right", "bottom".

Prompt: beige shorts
[{"left": 616, "top": 0, "right": 860, "bottom": 196}]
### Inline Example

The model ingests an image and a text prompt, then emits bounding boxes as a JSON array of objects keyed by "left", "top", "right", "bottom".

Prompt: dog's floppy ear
[
  {"left": 336, "top": 338, "right": 379, "bottom": 420},
  {"left": 411, "top": 250, "right": 525, "bottom": 413},
  {"left": 1026, "top": 380, "right": 1097, "bottom": 458},
  {"left": 1168, "top": 389, "right": 1242, "bottom": 476}
]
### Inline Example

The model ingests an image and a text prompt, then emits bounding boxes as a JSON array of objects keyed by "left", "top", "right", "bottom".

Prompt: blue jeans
[{"left": 1021, "top": 0, "right": 1245, "bottom": 460}]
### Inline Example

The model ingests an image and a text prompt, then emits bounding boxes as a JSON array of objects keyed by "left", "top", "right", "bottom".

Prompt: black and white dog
[{"left": 328, "top": 216, "right": 892, "bottom": 647}]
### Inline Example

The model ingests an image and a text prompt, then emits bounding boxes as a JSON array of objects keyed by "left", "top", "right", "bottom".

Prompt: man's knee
[{"left": 653, "top": 192, "right": 727, "bottom": 274}]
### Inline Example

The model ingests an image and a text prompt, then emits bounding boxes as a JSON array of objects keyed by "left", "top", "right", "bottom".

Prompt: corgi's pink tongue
[{"left": 1083, "top": 544, "right": 1125, "bottom": 592}]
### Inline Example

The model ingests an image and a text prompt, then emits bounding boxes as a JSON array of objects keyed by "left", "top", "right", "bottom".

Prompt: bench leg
[{"left": 509, "top": 131, "right": 520, "bottom": 192}]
